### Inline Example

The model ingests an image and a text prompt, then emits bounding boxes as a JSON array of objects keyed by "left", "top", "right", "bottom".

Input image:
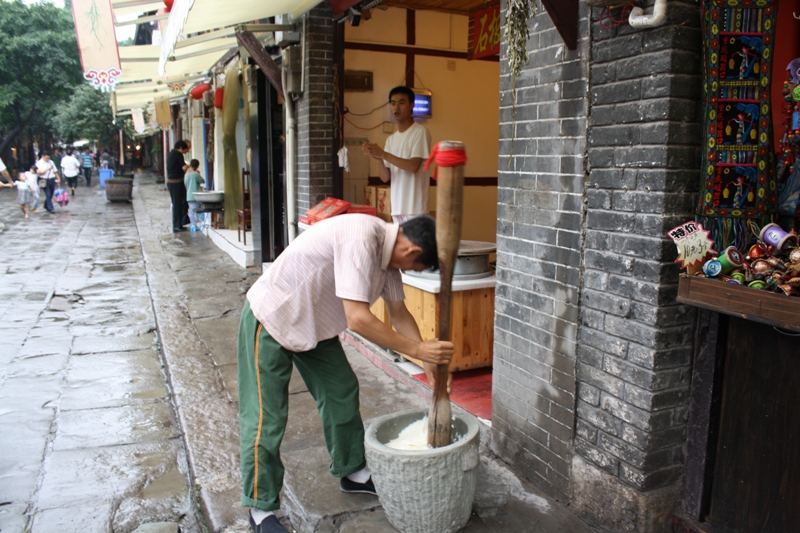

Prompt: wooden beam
[
  {"left": 541, "top": 0, "right": 578, "bottom": 50},
  {"left": 236, "top": 31, "right": 284, "bottom": 99},
  {"left": 344, "top": 41, "right": 499, "bottom": 62}
]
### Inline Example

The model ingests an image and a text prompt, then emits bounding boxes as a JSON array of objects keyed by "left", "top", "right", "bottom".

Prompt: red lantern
[
  {"left": 163, "top": 0, "right": 174, "bottom": 12},
  {"left": 214, "top": 87, "right": 225, "bottom": 109},
  {"left": 189, "top": 83, "right": 210, "bottom": 100}
]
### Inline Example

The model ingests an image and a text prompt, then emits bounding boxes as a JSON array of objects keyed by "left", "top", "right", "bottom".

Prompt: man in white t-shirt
[
  {"left": 363, "top": 86, "right": 431, "bottom": 224},
  {"left": 36, "top": 152, "right": 60, "bottom": 213},
  {"left": 60, "top": 150, "right": 82, "bottom": 196}
]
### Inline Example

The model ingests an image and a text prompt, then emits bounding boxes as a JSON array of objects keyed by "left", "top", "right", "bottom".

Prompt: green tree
[
  {"left": 54, "top": 84, "right": 119, "bottom": 145},
  {"left": 0, "top": 0, "right": 83, "bottom": 155}
]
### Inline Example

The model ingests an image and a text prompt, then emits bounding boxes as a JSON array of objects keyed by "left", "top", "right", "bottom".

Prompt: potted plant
[{"left": 105, "top": 177, "right": 133, "bottom": 202}]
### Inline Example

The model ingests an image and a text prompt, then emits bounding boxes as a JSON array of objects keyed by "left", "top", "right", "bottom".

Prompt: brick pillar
[
  {"left": 295, "top": 4, "right": 336, "bottom": 214},
  {"left": 493, "top": 1, "right": 590, "bottom": 501},
  {"left": 495, "top": 1, "right": 704, "bottom": 531},
  {"left": 572, "top": 1, "right": 702, "bottom": 531}
]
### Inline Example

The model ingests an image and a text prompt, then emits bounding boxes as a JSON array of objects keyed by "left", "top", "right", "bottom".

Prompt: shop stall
[{"left": 673, "top": 2, "right": 800, "bottom": 530}]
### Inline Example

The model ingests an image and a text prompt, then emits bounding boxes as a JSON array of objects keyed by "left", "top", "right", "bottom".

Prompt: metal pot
[
  {"left": 405, "top": 240, "right": 496, "bottom": 280},
  {"left": 454, "top": 254, "right": 490, "bottom": 276}
]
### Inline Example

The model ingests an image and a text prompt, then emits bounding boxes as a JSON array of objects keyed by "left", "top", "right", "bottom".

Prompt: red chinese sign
[{"left": 472, "top": 5, "right": 500, "bottom": 59}]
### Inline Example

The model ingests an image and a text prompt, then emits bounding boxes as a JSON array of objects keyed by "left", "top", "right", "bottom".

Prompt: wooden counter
[{"left": 370, "top": 273, "right": 495, "bottom": 371}]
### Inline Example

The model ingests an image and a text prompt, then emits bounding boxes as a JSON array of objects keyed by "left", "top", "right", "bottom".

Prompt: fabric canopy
[
  {"left": 114, "top": 36, "right": 237, "bottom": 110},
  {"left": 100, "top": 0, "right": 308, "bottom": 113},
  {"left": 159, "top": 0, "right": 324, "bottom": 74}
]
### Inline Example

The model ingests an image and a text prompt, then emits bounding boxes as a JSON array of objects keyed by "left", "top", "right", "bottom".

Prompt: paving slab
[{"left": 0, "top": 179, "right": 202, "bottom": 532}]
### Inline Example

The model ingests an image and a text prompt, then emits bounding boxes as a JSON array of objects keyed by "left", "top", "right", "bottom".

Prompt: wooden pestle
[{"left": 428, "top": 141, "right": 465, "bottom": 448}]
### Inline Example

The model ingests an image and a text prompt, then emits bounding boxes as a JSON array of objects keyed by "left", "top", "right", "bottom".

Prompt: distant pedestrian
[
  {"left": 13, "top": 172, "right": 32, "bottom": 218},
  {"left": 166, "top": 140, "right": 190, "bottom": 233},
  {"left": 184, "top": 159, "right": 205, "bottom": 232},
  {"left": 51, "top": 148, "right": 62, "bottom": 174},
  {"left": 81, "top": 148, "right": 93, "bottom": 186},
  {"left": 101, "top": 150, "right": 110, "bottom": 169},
  {"left": 35, "top": 151, "right": 59, "bottom": 213},
  {"left": 60, "top": 150, "right": 81, "bottom": 196},
  {"left": 0, "top": 156, "right": 13, "bottom": 186}
]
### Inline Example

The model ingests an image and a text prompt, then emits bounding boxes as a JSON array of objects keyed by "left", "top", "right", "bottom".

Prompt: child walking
[
  {"left": 184, "top": 159, "right": 205, "bottom": 232},
  {"left": 14, "top": 172, "right": 32, "bottom": 218},
  {"left": 26, "top": 165, "right": 40, "bottom": 213}
]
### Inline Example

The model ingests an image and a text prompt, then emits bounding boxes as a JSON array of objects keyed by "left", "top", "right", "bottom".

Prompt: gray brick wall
[
  {"left": 575, "top": 0, "right": 702, "bottom": 493},
  {"left": 295, "top": 4, "right": 336, "bottom": 214},
  {"left": 493, "top": 1, "right": 590, "bottom": 501},
  {"left": 494, "top": 0, "right": 703, "bottom": 504}
]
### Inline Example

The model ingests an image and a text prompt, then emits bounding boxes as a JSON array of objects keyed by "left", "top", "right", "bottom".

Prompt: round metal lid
[{"left": 458, "top": 240, "right": 496, "bottom": 256}]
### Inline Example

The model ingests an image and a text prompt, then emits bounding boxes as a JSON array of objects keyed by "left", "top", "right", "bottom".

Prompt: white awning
[
  {"left": 101, "top": 0, "right": 302, "bottom": 113},
  {"left": 114, "top": 36, "right": 236, "bottom": 110},
  {"left": 119, "top": 37, "right": 236, "bottom": 81},
  {"left": 159, "top": 0, "right": 324, "bottom": 75},
  {"left": 111, "top": 0, "right": 164, "bottom": 19}
]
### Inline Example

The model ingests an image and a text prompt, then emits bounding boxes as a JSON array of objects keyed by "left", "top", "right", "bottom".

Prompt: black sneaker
[
  {"left": 249, "top": 513, "right": 287, "bottom": 533},
  {"left": 340, "top": 476, "right": 378, "bottom": 496}
]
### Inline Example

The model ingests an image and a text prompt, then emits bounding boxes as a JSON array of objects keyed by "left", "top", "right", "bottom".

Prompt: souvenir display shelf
[{"left": 677, "top": 273, "right": 800, "bottom": 332}]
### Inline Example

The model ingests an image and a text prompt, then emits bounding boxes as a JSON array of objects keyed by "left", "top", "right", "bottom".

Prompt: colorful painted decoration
[
  {"left": 698, "top": 0, "right": 778, "bottom": 251},
  {"left": 84, "top": 67, "right": 122, "bottom": 92}
]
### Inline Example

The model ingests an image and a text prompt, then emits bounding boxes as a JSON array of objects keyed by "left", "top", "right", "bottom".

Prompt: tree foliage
[
  {"left": 54, "top": 84, "right": 119, "bottom": 145},
  {"left": 0, "top": 0, "right": 83, "bottom": 154}
]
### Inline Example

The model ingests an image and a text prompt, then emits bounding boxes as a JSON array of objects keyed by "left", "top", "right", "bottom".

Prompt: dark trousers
[
  {"left": 83, "top": 167, "right": 92, "bottom": 186},
  {"left": 44, "top": 179, "right": 56, "bottom": 212},
  {"left": 167, "top": 181, "right": 189, "bottom": 230}
]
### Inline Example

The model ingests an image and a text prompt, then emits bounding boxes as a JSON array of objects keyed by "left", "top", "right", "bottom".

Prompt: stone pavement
[
  {"left": 1, "top": 171, "right": 598, "bottom": 533},
  {"left": 0, "top": 175, "right": 203, "bottom": 532}
]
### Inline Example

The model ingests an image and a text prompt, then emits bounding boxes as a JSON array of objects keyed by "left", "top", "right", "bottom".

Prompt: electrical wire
[
  {"left": 344, "top": 115, "right": 393, "bottom": 131},
  {"left": 599, "top": 1, "right": 636, "bottom": 29},
  {"left": 343, "top": 102, "right": 389, "bottom": 117}
]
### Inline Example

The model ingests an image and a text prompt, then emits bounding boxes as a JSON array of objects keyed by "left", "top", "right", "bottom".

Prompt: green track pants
[{"left": 238, "top": 300, "right": 367, "bottom": 511}]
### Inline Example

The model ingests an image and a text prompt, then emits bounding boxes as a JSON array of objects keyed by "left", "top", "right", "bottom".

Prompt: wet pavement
[
  {"left": 0, "top": 175, "right": 204, "bottom": 532},
  {"left": 0, "top": 171, "right": 597, "bottom": 533}
]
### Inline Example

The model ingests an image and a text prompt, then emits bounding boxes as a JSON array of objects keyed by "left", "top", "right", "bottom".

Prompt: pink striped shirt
[{"left": 247, "top": 214, "right": 405, "bottom": 351}]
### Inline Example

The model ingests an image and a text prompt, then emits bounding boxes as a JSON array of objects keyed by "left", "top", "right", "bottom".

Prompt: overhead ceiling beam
[{"left": 236, "top": 30, "right": 283, "bottom": 99}]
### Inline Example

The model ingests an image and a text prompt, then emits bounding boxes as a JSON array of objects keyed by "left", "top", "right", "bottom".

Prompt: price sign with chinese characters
[
  {"left": 669, "top": 221, "right": 717, "bottom": 272},
  {"left": 472, "top": 5, "right": 500, "bottom": 59}
]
